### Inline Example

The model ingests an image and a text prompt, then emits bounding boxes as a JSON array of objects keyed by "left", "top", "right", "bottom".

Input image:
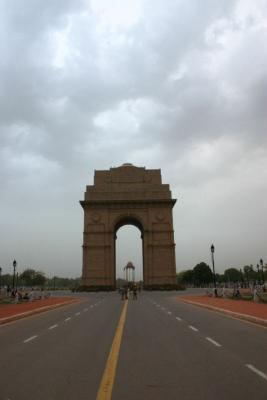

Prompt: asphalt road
[{"left": 0, "top": 291, "right": 266, "bottom": 400}]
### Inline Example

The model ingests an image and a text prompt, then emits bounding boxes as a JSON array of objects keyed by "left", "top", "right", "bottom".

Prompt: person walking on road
[
  {"left": 133, "top": 285, "right": 137, "bottom": 300},
  {"left": 121, "top": 286, "right": 128, "bottom": 300}
]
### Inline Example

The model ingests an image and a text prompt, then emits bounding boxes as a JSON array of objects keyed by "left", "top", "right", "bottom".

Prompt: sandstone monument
[{"left": 80, "top": 164, "right": 177, "bottom": 288}]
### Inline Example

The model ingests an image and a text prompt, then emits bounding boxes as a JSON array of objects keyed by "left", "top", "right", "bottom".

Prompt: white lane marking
[
  {"left": 75, "top": 312, "right": 81, "bottom": 316},
  {"left": 64, "top": 317, "right": 71, "bottom": 322},
  {"left": 49, "top": 324, "right": 58, "bottom": 330},
  {"left": 189, "top": 325, "right": 199, "bottom": 332},
  {"left": 176, "top": 317, "right": 182, "bottom": 321},
  {"left": 206, "top": 337, "right": 222, "bottom": 347},
  {"left": 23, "top": 335, "right": 38, "bottom": 343},
  {"left": 246, "top": 364, "right": 267, "bottom": 382},
  {"left": 83, "top": 308, "right": 88, "bottom": 312},
  {"left": 167, "top": 311, "right": 172, "bottom": 315}
]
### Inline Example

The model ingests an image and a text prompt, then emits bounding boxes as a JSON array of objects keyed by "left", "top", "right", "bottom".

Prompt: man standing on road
[
  {"left": 133, "top": 285, "right": 137, "bottom": 300},
  {"left": 121, "top": 286, "right": 128, "bottom": 300}
]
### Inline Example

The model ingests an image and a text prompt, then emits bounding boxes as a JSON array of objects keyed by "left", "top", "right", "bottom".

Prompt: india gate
[{"left": 80, "top": 163, "right": 177, "bottom": 288}]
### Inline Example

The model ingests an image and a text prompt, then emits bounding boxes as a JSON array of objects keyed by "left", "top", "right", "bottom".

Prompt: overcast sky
[{"left": 1, "top": 0, "right": 267, "bottom": 280}]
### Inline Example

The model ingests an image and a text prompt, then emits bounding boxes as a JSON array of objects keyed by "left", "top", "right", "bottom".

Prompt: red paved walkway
[
  {"left": 177, "top": 295, "right": 267, "bottom": 321},
  {"left": 0, "top": 297, "right": 79, "bottom": 321}
]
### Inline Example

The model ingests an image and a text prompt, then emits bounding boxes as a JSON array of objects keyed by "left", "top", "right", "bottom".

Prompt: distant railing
[{"left": 205, "top": 286, "right": 267, "bottom": 302}]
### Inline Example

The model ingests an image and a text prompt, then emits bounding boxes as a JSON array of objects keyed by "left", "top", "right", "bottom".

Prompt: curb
[
  {"left": 0, "top": 298, "right": 81, "bottom": 325},
  {"left": 178, "top": 298, "right": 267, "bottom": 328}
]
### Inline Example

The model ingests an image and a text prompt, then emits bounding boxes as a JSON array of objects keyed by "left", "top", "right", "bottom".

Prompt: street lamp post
[
  {"left": 256, "top": 264, "right": 260, "bottom": 285},
  {"left": 12, "top": 260, "right": 17, "bottom": 290},
  {"left": 239, "top": 268, "right": 243, "bottom": 288},
  {"left": 210, "top": 244, "right": 217, "bottom": 297},
  {"left": 246, "top": 270, "right": 249, "bottom": 288},
  {"left": 260, "top": 259, "right": 264, "bottom": 285}
]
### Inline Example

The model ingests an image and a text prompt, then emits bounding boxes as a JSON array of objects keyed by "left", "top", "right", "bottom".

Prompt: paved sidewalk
[
  {"left": 177, "top": 295, "right": 267, "bottom": 328},
  {"left": 0, "top": 297, "right": 81, "bottom": 325}
]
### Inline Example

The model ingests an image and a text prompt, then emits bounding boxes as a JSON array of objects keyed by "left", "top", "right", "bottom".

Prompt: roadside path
[
  {"left": 177, "top": 295, "right": 267, "bottom": 327},
  {"left": 0, "top": 296, "right": 80, "bottom": 324}
]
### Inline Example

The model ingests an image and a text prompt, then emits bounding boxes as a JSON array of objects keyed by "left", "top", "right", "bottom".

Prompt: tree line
[
  {"left": 0, "top": 268, "right": 81, "bottom": 289},
  {"left": 177, "top": 262, "right": 267, "bottom": 286},
  {"left": 1, "top": 264, "right": 266, "bottom": 289}
]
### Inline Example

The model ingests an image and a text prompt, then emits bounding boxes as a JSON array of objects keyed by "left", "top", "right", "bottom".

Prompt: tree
[
  {"left": 1, "top": 274, "right": 13, "bottom": 287},
  {"left": 243, "top": 265, "right": 257, "bottom": 284},
  {"left": 224, "top": 268, "right": 242, "bottom": 283},
  {"left": 19, "top": 269, "right": 46, "bottom": 287},
  {"left": 216, "top": 273, "right": 224, "bottom": 284},
  {"left": 46, "top": 276, "right": 81, "bottom": 289},
  {"left": 177, "top": 270, "right": 194, "bottom": 285},
  {"left": 33, "top": 272, "right": 46, "bottom": 286},
  {"left": 193, "top": 262, "right": 213, "bottom": 286},
  {"left": 19, "top": 269, "right": 36, "bottom": 286}
]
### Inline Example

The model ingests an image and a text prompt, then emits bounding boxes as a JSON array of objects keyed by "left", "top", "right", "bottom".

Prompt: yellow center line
[{"left": 96, "top": 300, "right": 128, "bottom": 400}]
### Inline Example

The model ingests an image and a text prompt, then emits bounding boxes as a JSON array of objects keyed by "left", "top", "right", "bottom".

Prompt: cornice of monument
[{"left": 80, "top": 198, "right": 177, "bottom": 208}]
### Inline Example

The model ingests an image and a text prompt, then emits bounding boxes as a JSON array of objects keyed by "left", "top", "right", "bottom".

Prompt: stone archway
[
  {"left": 80, "top": 164, "right": 177, "bottom": 288},
  {"left": 114, "top": 215, "right": 144, "bottom": 283}
]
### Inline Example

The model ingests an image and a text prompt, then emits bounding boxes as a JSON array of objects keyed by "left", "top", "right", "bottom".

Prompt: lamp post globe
[{"left": 210, "top": 244, "right": 217, "bottom": 297}]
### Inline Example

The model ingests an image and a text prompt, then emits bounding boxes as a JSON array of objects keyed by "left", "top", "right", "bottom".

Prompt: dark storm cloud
[{"left": 1, "top": 0, "right": 266, "bottom": 277}]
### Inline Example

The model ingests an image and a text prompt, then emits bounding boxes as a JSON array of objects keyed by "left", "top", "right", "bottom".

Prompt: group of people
[
  {"left": 5, "top": 286, "right": 46, "bottom": 302},
  {"left": 119, "top": 285, "right": 140, "bottom": 300},
  {"left": 9, "top": 288, "right": 31, "bottom": 302}
]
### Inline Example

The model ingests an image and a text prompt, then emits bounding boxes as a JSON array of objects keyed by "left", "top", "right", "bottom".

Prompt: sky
[{"left": 1, "top": 0, "right": 267, "bottom": 280}]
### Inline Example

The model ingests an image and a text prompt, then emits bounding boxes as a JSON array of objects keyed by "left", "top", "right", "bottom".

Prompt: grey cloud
[{"left": 0, "top": 0, "right": 266, "bottom": 277}]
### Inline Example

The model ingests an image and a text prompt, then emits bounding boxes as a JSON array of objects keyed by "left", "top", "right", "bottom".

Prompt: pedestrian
[
  {"left": 121, "top": 286, "right": 128, "bottom": 300},
  {"left": 14, "top": 291, "right": 19, "bottom": 303}
]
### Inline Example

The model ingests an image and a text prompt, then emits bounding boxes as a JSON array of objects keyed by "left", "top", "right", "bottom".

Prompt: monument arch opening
[
  {"left": 80, "top": 164, "right": 177, "bottom": 289},
  {"left": 115, "top": 223, "right": 143, "bottom": 283}
]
